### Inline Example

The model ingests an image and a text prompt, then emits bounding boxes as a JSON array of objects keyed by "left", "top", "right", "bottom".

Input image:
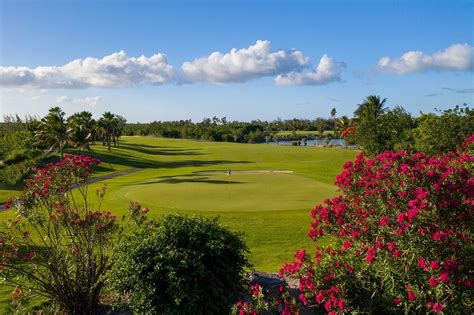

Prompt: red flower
[
  {"left": 429, "top": 260, "right": 440, "bottom": 270},
  {"left": 439, "top": 272, "right": 450, "bottom": 284},
  {"left": 393, "top": 297, "right": 401, "bottom": 306},
  {"left": 366, "top": 247, "right": 375, "bottom": 264},
  {"left": 379, "top": 215, "right": 390, "bottom": 226},
  {"left": 432, "top": 303, "right": 443, "bottom": 313},
  {"left": 342, "top": 241, "right": 351, "bottom": 250},
  {"left": 407, "top": 291, "right": 417, "bottom": 301},
  {"left": 417, "top": 257, "right": 427, "bottom": 269},
  {"left": 429, "top": 276, "right": 438, "bottom": 287},
  {"left": 4, "top": 198, "right": 12, "bottom": 210}
]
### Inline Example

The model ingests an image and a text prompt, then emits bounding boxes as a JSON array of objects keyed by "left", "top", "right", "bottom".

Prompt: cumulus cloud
[
  {"left": 181, "top": 40, "right": 311, "bottom": 83},
  {"left": 56, "top": 95, "right": 102, "bottom": 106},
  {"left": 1, "top": 51, "right": 176, "bottom": 89},
  {"left": 275, "top": 54, "right": 345, "bottom": 86},
  {"left": 377, "top": 43, "right": 474, "bottom": 74}
]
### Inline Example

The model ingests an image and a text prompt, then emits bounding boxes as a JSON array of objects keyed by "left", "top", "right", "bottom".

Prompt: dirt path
[{"left": 0, "top": 168, "right": 142, "bottom": 210}]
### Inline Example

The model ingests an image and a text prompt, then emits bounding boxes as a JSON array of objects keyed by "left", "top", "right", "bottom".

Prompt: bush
[
  {"left": 0, "top": 155, "right": 148, "bottom": 313},
  {"left": 412, "top": 105, "right": 474, "bottom": 155},
  {"left": 280, "top": 135, "right": 474, "bottom": 314},
  {"left": 109, "top": 214, "right": 251, "bottom": 314}
]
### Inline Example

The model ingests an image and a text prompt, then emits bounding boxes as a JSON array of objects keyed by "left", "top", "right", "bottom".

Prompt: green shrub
[{"left": 109, "top": 214, "right": 251, "bottom": 314}]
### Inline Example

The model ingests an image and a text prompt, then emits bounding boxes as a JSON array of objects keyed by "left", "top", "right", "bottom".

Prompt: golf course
[{"left": 1, "top": 135, "right": 357, "bottom": 271}]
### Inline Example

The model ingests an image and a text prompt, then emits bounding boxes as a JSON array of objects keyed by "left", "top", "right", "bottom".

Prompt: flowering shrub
[
  {"left": 0, "top": 154, "right": 148, "bottom": 313},
  {"left": 281, "top": 136, "right": 474, "bottom": 314},
  {"left": 109, "top": 214, "right": 250, "bottom": 314},
  {"left": 232, "top": 283, "right": 299, "bottom": 315}
]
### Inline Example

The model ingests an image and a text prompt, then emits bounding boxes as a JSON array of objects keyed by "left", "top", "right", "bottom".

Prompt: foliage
[
  {"left": 412, "top": 105, "right": 474, "bottom": 155},
  {"left": 0, "top": 116, "right": 42, "bottom": 185},
  {"left": 281, "top": 135, "right": 474, "bottom": 314},
  {"left": 0, "top": 154, "right": 148, "bottom": 313},
  {"left": 109, "top": 213, "right": 251, "bottom": 314},
  {"left": 352, "top": 96, "right": 415, "bottom": 156},
  {"left": 232, "top": 283, "right": 299, "bottom": 315}
]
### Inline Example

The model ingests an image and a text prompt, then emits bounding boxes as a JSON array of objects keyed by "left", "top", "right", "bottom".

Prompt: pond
[{"left": 267, "top": 139, "right": 346, "bottom": 146}]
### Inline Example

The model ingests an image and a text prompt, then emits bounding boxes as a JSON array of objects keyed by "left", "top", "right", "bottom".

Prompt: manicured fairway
[{"left": 0, "top": 136, "right": 358, "bottom": 272}]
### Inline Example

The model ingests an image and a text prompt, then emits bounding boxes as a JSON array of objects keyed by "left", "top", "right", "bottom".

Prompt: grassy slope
[{"left": 0, "top": 136, "right": 357, "bottom": 312}]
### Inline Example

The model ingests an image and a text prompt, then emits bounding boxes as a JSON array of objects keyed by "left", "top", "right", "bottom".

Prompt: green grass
[{"left": 0, "top": 136, "right": 357, "bottom": 312}]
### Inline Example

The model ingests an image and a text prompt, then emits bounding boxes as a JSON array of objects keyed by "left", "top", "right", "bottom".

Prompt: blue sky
[{"left": 1, "top": 0, "right": 473, "bottom": 122}]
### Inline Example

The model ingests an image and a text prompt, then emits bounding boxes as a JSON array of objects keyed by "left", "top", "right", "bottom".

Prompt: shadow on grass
[
  {"left": 138, "top": 174, "right": 242, "bottom": 185},
  {"left": 119, "top": 143, "right": 204, "bottom": 156},
  {"left": 82, "top": 148, "right": 250, "bottom": 170}
]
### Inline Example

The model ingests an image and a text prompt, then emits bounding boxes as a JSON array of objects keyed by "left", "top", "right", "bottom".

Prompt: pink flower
[
  {"left": 418, "top": 257, "right": 427, "bottom": 268},
  {"left": 432, "top": 303, "right": 443, "bottom": 313},
  {"left": 4, "top": 198, "right": 12, "bottom": 210},
  {"left": 407, "top": 291, "right": 417, "bottom": 301},
  {"left": 366, "top": 247, "right": 375, "bottom": 264},
  {"left": 342, "top": 241, "right": 351, "bottom": 250},
  {"left": 387, "top": 242, "right": 396, "bottom": 251},
  {"left": 407, "top": 208, "right": 419, "bottom": 221},
  {"left": 315, "top": 290, "right": 325, "bottom": 304},
  {"left": 429, "top": 276, "right": 438, "bottom": 287},
  {"left": 393, "top": 297, "right": 401, "bottom": 306},
  {"left": 429, "top": 260, "right": 440, "bottom": 270},
  {"left": 397, "top": 212, "right": 406, "bottom": 225},
  {"left": 379, "top": 215, "right": 390, "bottom": 226},
  {"left": 439, "top": 272, "right": 450, "bottom": 284}
]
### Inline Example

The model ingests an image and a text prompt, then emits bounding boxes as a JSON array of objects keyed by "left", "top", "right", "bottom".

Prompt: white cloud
[
  {"left": 1, "top": 51, "right": 176, "bottom": 89},
  {"left": 181, "top": 40, "right": 311, "bottom": 83},
  {"left": 275, "top": 54, "right": 345, "bottom": 86},
  {"left": 56, "top": 95, "right": 102, "bottom": 107},
  {"left": 377, "top": 43, "right": 474, "bottom": 74}
]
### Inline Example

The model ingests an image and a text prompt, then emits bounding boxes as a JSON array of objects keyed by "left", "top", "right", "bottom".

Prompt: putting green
[{"left": 123, "top": 171, "right": 335, "bottom": 212}]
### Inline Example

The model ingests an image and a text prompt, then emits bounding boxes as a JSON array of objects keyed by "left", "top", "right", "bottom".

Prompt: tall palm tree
[
  {"left": 354, "top": 95, "right": 387, "bottom": 119},
  {"left": 98, "top": 112, "right": 116, "bottom": 151},
  {"left": 330, "top": 107, "right": 337, "bottom": 137},
  {"left": 36, "top": 107, "right": 69, "bottom": 159},
  {"left": 67, "top": 111, "right": 93, "bottom": 153},
  {"left": 113, "top": 115, "right": 127, "bottom": 147}
]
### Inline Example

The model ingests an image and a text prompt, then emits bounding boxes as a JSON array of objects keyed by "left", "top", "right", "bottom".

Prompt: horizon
[{"left": 1, "top": 0, "right": 473, "bottom": 122}]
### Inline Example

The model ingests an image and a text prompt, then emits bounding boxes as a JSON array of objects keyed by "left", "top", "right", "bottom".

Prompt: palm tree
[
  {"left": 336, "top": 116, "right": 353, "bottom": 138},
  {"left": 98, "top": 112, "right": 122, "bottom": 151},
  {"left": 354, "top": 95, "right": 387, "bottom": 119},
  {"left": 330, "top": 107, "right": 337, "bottom": 137},
  {"left": 113, "top": 115, "right": 127, "bottom": 147},
  {"left": 67, "top": 111, "right": 93, "bottom": 153},
  {"left": 36, "top": 107, "right": 69, "bottom": 159}
]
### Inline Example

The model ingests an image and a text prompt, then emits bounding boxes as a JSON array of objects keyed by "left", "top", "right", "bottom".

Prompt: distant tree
[
  {"left": 36, "top": 107, "right": 69, "bottom": 159},
  {"left": 316, "top": 120, "right": 325, "bottom": 138},
  {"left": 330, "top": 107, "right": 337, "bottom": 137}
]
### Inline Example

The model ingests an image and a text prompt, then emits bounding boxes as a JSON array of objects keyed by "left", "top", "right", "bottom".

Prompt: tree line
[
  {"left": 124, "top": 116, "right": 342, "bottom": 144},
  {"left": 0, "top": 107, "right": 126, "bottom": 184}
]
